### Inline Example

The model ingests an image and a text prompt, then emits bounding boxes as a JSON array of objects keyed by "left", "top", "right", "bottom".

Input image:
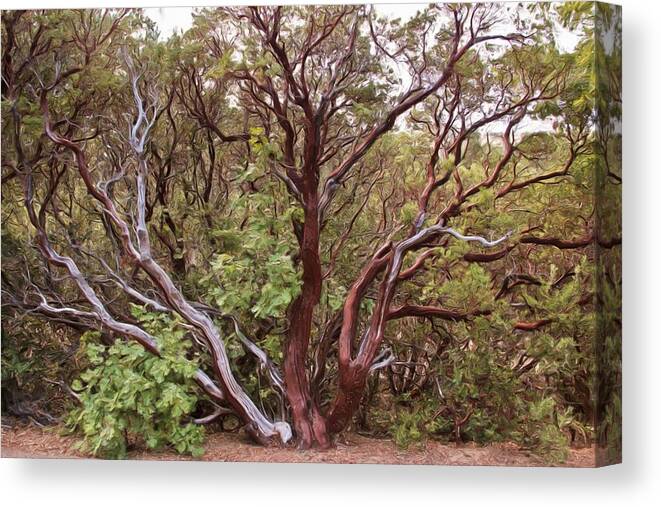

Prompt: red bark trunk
[
  {"left": 326, "top": 366, "right": 371, "bottom": 434},
  {"left": 283, "top": 197, "right": 330, "bottom": 448}
]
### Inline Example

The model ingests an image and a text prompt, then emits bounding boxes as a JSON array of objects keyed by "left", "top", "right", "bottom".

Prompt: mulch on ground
[{"left": 0, "top": 419, "right": 596, "bottom": 467}]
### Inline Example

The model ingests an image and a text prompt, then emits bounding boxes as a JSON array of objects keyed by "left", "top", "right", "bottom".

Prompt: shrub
[
  {"left": 1, "top": 317, "right": 77, "bottom": 422},
  {"left": 65, "top": 309, "right": 205, "bottom": 459},
  {"left": 389, "top": 409, "right": 426, "bottom": 449},
  {"left": 515, "top": 397, "right": 571, "bottom": 464}
]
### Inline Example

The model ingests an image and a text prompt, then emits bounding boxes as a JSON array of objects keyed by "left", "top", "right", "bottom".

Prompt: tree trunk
[
  {"left": 283, "top": 202, "right": 331, "bottom": 448},
  {"left": 326, "top": 366, "right": 372, "bottom": 434}
]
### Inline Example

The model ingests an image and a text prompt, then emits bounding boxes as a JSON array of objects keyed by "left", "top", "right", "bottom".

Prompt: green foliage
[
  {"left": 65, "top": 311, "right": 204, "bottom": 459},
  {"left": 399, "top": 201, "right": 419, "bottom": 227},
  {"left": 514, "top": 397, "right": 571, "bottom": 464},
  {"left": 203, "top": 193, "right": 302, "bottom": 320},
  {"left": 436, "top": 265, "right": 494, "bottom": 312},
  {"left": 437, "top": 318, "right": 522, "bottom": 442},
  {"left": 389, "top": 409, "right": 426, "bottom": 449},
  {"left": 377, "top": 314, "right": 580, "bottom": 463},
  {"left": 1, "top": 318, "right": 76, "bottom": 420}
]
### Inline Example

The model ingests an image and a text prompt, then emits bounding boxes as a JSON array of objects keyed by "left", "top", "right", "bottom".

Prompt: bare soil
[{"left": 0, "top": 419, "right": 596, "bottom": 467}]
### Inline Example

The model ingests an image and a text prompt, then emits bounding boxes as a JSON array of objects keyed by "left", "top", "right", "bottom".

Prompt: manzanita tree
[{"left": 1, "top": 3, "right": 620, "bottom": 457}]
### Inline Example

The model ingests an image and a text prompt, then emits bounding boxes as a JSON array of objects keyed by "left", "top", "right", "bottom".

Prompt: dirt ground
[{"left": 0, "top": 419, "right": 596, "bottom": 467}]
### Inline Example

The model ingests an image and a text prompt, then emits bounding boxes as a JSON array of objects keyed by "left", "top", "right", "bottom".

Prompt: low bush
[{"left": 65, "top": 309, "right": 205, "bottom": 459}]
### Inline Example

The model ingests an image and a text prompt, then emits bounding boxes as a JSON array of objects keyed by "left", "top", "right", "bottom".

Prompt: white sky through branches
[
  {"left": 145, "top": 4, "right": 423, "bottom": 37},
  {"left": 145, "top": 3, "right": 578, "bottom": 50},
  {"left": 144, "top": 3, "right": 580, "bottom": 136}
]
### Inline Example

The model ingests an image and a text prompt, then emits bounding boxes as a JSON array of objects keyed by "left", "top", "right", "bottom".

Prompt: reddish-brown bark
[
  {"left": 283, "top": 203, "right": 331, "bottom": 448},
  {"left": 513, "top": 319, "right": 554, "bottom": 331}
]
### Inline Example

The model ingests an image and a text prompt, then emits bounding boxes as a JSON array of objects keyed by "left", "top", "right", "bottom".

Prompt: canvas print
[{"left": 0, "top": 2, "right": 621, "bottom": 467}]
